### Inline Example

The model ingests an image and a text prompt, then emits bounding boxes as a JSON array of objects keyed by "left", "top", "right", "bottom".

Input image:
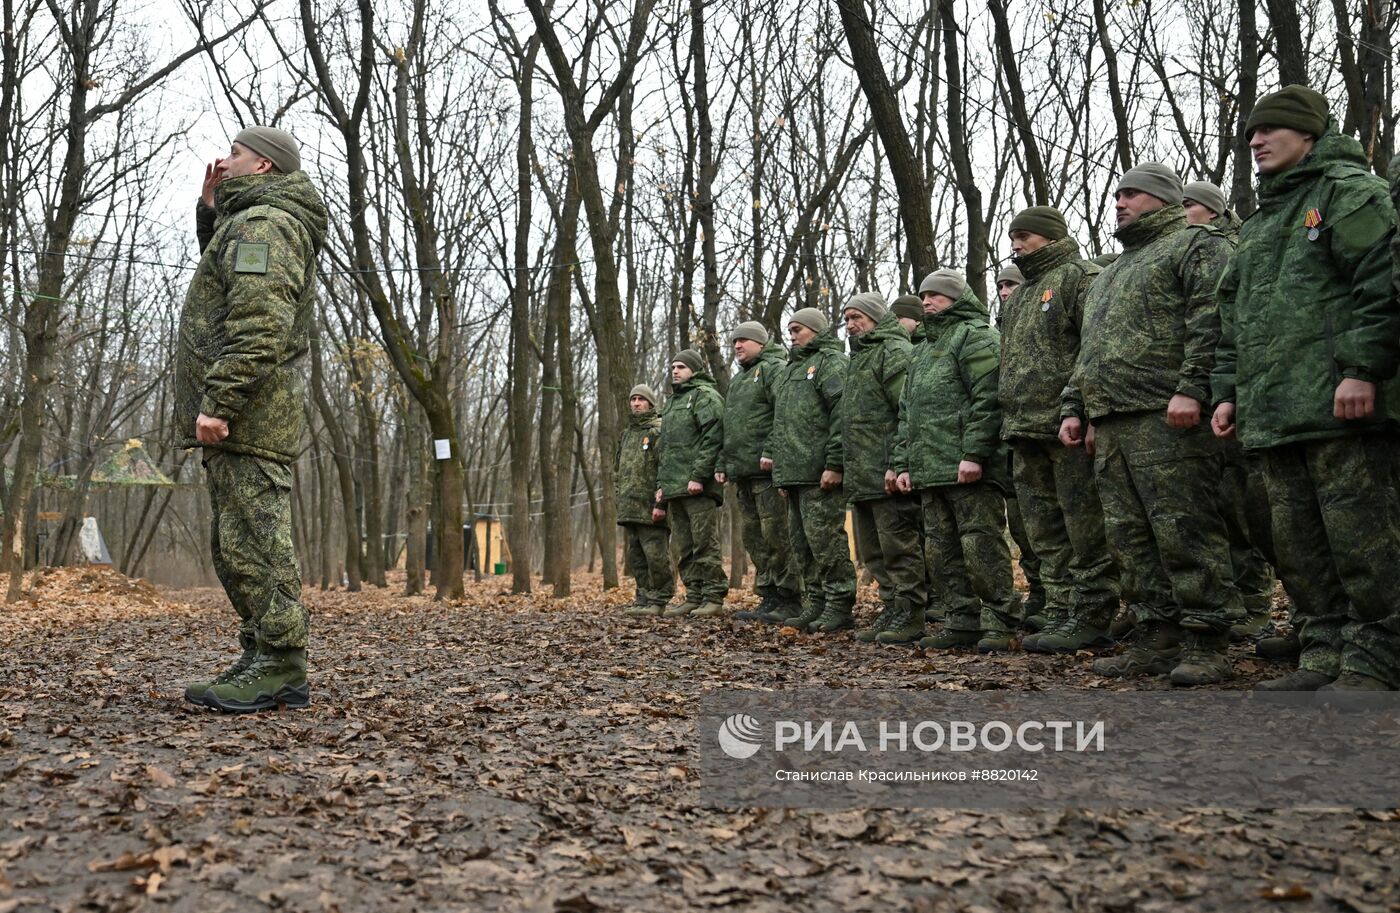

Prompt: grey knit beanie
[
  {"left": 1182, "top": 180, "right": 1228, "bottom": 217},
  {"left": 1116, "top": 162, "right": 1184, "bottom": 204},
  {"left": 918, "top": 268, "right": 966, "bottom": 300},
  {"left": 233, "top": 126, "right": 301, "bottom": 174},
  {"left": 891, "top": 294, "right": 923, "bottom": 321},
  {"left": 996, "top": 264, "right": 1025, "bottom": 286},
  {"left": 629, "top": 383, "right": 658, "bottom": 406},
  {"left": 730, "top": 320, "right": 769, "bottom": 344},
  {"left": 843, "top": 292, "right": 887, "bottom": 322},
  {"left": 788, "top": 307, "right": 830, "bottom": 334}
]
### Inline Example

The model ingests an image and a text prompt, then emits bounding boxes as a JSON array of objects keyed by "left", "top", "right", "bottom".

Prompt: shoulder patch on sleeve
[{"left": 234, "top": 241, "right": 270, "bottom": 274}]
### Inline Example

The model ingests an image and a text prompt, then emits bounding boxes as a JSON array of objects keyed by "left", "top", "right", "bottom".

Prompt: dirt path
[{"left": 1, "top": 568, "right": 1396, "bottom": 912}]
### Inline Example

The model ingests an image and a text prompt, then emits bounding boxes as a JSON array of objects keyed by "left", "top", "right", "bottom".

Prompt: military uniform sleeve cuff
[
  {"left": 199, "top": 395, "right": 237, "bottom": 421},
  {"left": 1174, "top": 383, "right": 1208, "bottom": 404}
]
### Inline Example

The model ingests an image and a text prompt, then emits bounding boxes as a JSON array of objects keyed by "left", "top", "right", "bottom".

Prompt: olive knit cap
[
  {"left": 1182, "top": 180, "right": 1228, "bottom": 217},
  {"left": 629, "top": 383, "right": 658, "bottom": 406},
  {"left": 996, "top": 264, "right": 1025, "bottom": 286},
  {"left": 1008, "top": 206, "right": 1068, "bottom": 241},
  {"left": 730, "top": 320, "right": 770, "bottom": 344},
  {"left": 891, "top": 294, "right": 923, "bottom": 320},
  {"left": 1246, "top": 85, "right": 1329, "bottom": 140},
  {"left": 672, "top": 349, "right": 705, "bottom": 374},
  {"left": 843, "top": 291, "right": 887, "bottom": 322}
]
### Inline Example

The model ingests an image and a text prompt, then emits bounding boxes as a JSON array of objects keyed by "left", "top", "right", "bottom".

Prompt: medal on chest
[
  {"left": 642, "top": 436, "right": 650, "bottom": 451},
  {"left": 806, "top": 365, "right": 817, "bottom": 381},
  {"left": 1304, "top": 208, "right": 1322, "bottom": 242},
  {"left": 1041, "top": 288, "right": 1055, "bottom": 312}
]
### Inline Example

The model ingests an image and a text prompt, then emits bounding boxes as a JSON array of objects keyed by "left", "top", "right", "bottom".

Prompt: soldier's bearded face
[
  {"left": 1113, "top": 189, "right": 1166, "bottom": 227},
  {"left": 219, "top": 142, "right": 275, "bottom": 180},
  {"left": 1249, "top": 126, "right": 1316, "bottom": 175},
  {"left": 629, "top": 395, "right": 652, "bottom": 415}
]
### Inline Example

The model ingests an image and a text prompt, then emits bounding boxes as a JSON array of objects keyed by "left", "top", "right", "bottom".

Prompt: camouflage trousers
[
  {"left": 667, "top": 495, "right": 728, "bottom": 604},
  {"left": 1004, "top": 496, "right": 1044, "bottom": 609},
  {"left": 735, "top": 476, "right": 801, "bottom": 599},
  {"left": 785, "top": 485, "right": 857, "bottom": 612},
  {"left": 1092, "top": 412, "right": 1243, "bottom": 634},
  {"left": 1010, "top": 438, "right": 1120, "bottom": 623},
  {"left": 204, "top": 450, "right": 309, "bottom": 649},
  {"left": 919, "top": 483, "right": 1019, "bottom": 635},
  {"left": 622, "top": 522, "right": 674, "bottom": 606},
  {"left": 851, "top": 495, "right": 927, "bottom": 610},
  {"left": 1217, "top": 438, "right": 1277, "bottom": 617},
  {"left": 1258, "top": 434, "right": 1400, "bottom": 687}
]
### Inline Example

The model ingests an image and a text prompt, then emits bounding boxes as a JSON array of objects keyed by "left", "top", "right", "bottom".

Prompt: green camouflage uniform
[
  {"left": 1001, "top": 237, "right": 1120, "bottom": 629},
  {"left": 719, "top": 337, "right": 801, "bottom": 603},
  {"left": 842, "top": 311, "right": 927, "bottom": 614},
  {"left": 656, "top": 371, "right": 728, "bottom": 605},
  {"left": 894, "top": 290, "right": 1019, "bottom": 636},
  {"left": 1214, "top": 127, "right": 1400, "bottom": 685},
  {"left": 1064, "top": 203, "right": 1243, "bottom": 636},
  {"left": 769, "top": 329, "right": 856, "bottom": 616},
  {"left": 176, "top": 171, "right": 327, "bottom": 651},
  {"left": 616, "top": 409, "right": 674, "bottom": 607}
]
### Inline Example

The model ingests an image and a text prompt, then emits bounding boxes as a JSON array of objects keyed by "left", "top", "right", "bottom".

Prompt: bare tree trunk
[
  {"left": 1264, "top": 0, "right": 1308, "bottom": 85},
  {"left": 1233, "top": 0, "right": 1260, "bottom": 216},
  {"left": 310, "top": 328, "right": 363, "bottom": 591},
  {"left": 939, "top": 0, "right": 990, "bottom": 303},
  {"left": 1092, "top": 0, "right": 1134, "bottom": 173}
]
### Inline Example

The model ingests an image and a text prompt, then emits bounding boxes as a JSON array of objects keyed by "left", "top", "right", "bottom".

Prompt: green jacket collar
[
  {"left": 213, "top": 171, "right": 329, "bottom": 246},
  {"left": 922, "top": 289, "right": 989, "bottom": 335},
  {"left": 1114, "top": 203, "right": 1187, "bottom": 251},
  {"left": 628, "top": 409, "right": 660, "bottom": 429},
  {"left": 671, "top": 371, "right": 717, "bottom": 395},
  {"left": 789, "top": 329, "right": 843, "bottom": 362},
  {"left": 1013, "top": 236, "right": 1082, "bottom": 282},
  {"left": 849, "top": 311, "right": 908, "bottom": 353}
]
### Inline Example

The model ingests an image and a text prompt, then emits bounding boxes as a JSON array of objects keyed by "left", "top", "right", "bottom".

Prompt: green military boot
[
  {"left": 856, "top": 603, "right": 899, "bottom": 643},
  {"left": 1092, "top": 620, "right": 1181, "bottom": 678},
  {"left": 625, "top": 602, "right": 664, "bottom": 617},
  {"left": 918, "top": 628, "right": 981, "bottom": 650},
  {"left": 924, "top": 599, "right": 946, "bottom": 624},
  {"left": 1256, "top": 669, "right": 1334, "bottom": 692},
  {"left": 876, "top": 603, "right": 926, "bottom": 645},
  {"left": 735, "top": 594, "right": 775, "bottom": 621},
  {"left": 1021, "top": 613, "right": 1067, "bottom": 651},
  {"left": 663, "top": 600, "right": 699, "bottom": 618},
  {"left": 1028, "top": 614, "right": 1112, "bottom": 654},
  {"left": 1230, "top": 609, "right": 1272, "bottom": 642},
  {"left": 784, "top": 601, "right": 824, "bottom": 631},
  {"left": 690, "top": 601, "right": 725, "bottom": 618},
  {"left": 760, "top": 594, "right": 802, "bottom": 624},
  {"left": 810, "top": 605, "right": 855, "bottom": 634},
  {"left": 1256, "top": 630, "right": 1300, "bottom": 661},
  {"left": 184, "top": 633, "right": 258, "bottom": 705},
  {"left": 1108, "top": 607, "right": 1137, "bottom": 640},
  {"left": 202, "top": 646, "right": 309, "bottom": 713},
  {"left": 976, "top": 631, "right": 1015, "bottom": 653},
  {"left": 1168, "top": 631, "right": 1232, "bottom": 687},
  {"left": 1020, "top": 591, "right": 1048, "bottom": 632}
]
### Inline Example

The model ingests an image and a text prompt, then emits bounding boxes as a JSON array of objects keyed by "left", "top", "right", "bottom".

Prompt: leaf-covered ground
[{"left": 2, "top": 567, "right": 1397, "bottom": 912}]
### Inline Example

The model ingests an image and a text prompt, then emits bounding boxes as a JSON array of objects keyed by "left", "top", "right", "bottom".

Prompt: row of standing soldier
[{"left": 617, "top": 85, "right": 1400, "bottom": 699}]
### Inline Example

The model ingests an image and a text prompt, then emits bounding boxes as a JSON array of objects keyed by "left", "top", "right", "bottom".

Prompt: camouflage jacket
[
  {"left": 894, "top": 290, "right": 1009, "bottom": 492},
  {"left": 719, "top": 336, "right": 787, "bottom": 480},
  {"left": 1213, "top": 126, "right": 1400, "bottom": 449},
  {"left": 615, "top": 410, "right": 665, "bottom": 526},
  {"left": 655, "top": 372, "right": 725, "bottom": 504},
  {"left": 769, "top": 329, "right": 846, "bottom": 487},
  {"left": 841, "top": 312, "right": 911, "bottom": 503},
  {"left": 175, "top": 171, "right": 328, "bottom": 463},
  {"left": 999, "top": 237, "right": 1100, "bottom": 441},
  {"left": 1063, "top": 204, "right": 1230, "bottom": 422}
]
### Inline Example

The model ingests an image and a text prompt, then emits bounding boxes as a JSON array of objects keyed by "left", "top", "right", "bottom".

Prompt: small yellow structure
[{"left": 471, "top": 514, "right": 511, "bottom": 575}]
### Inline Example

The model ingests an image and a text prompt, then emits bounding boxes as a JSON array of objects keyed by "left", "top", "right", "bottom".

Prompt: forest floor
[{"left": 1, "top": 566, "right": 1397, "bottom": 913}]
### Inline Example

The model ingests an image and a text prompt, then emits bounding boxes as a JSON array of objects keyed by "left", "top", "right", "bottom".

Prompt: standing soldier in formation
[
  {"left": 840, "top": 293, "right": 928, "bottom": 645},
  {"left": 895, "top": 269, "right": 1021, "bottom": 652},
  {"left": 769, "top": 308, "right": 857, "bottom": 633},
  {"left": 999, "top": 207, "right": 1121, "bottom": 654},
  {"left": 654, "top": 350, "right": 728, "bottom": 618},
  {"left": 616, "top": 385, "right": 674, "bottom": 616},
  {"left": 718, "top": 322, "right": 804, "bottom": 624},
  {"left": 1212, "top": 86, "right": 1400, "bottom": 696},
  {"left": 1183, "top": 180, "right": 1278, "bottom": 643},
  {"left": 1061, "top": 163, "right": 1243, "bottom": 685},
  {"left": 178, "top": 127, "right": 326, "bottom": 713},
  {"left": 993, "top": 263, "right": 1047, "bottom": 631}
]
